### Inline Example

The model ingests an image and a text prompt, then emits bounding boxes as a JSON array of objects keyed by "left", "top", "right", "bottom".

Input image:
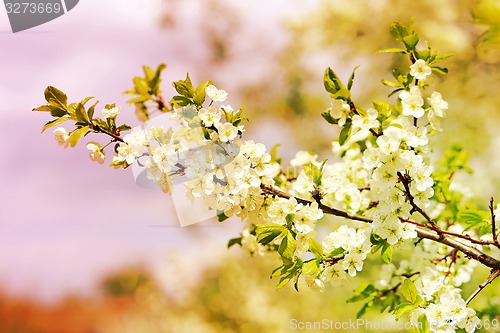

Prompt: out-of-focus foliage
[{"left": 0, "top": 252, "right": 382, "bottom": 333}]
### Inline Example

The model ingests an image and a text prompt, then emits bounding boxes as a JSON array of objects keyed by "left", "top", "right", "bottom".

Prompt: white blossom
[
  {"left": 206, "top": 84, "right": 228, "bottom": 102},
  {"left": 86, "top": 142, "right": 105, "bottom": 164},
  {"left": 53, "top": 127, "right": 70, "bottom": 148},
  {"left": 399, "top": 86, "right": 425, "bottom": 118},
  {"left": 101, "top": 106, "right": 121, "bottom": 119},
  {"left": 410, "top": 59, "right": 432, "bottom": 81}
]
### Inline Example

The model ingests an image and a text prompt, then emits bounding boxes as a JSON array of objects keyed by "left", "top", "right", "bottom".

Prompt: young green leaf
[
  {"left": 339, "top": 119, "right": 352, "bottom": 146},
  {"left": 227, "top": 237, "right": 242, "bottom": 249},
  {"left": 321, "top": 111, "right": 339, "bottom": 125},
  {"left": 394, "top": 302, "right": 416, "bottom": 319},
  {"left": 41, "top": 117, "right": 70, "bottom": 133},
  {"left": 75, "top": 103, "right": 89, "bottom": 124},
  {"left": 44, "top": 86, "right": 68, "bottom": 110},
  {"left": 401, "top": 278, "right": 419, "bottom": 304},
  {"left": 308, "top": 238, "right": 323, "bottom": 257},
  {"left": 347, "top": 66, "right": 360, "bottom": 91},
  {"left": 376, "top": 48, "right": 407, "bottom": 54},
  {"left": 381, "top": 243, "right": 393, "bottom": 263},
  {"left": 69, "top": 126, "right": 89, "bottom": 148},
  {"left": 255, "top": 224, "right": 286, "bottom": 244},
  {"left": 193, "top": 80, "right": 212, "bottom": 106},
  {"left": 278, "top": 231, "right": 297, "bottom": 260},
  {"left": 302, "top": 259, "right": 320, "bottom": 275}
]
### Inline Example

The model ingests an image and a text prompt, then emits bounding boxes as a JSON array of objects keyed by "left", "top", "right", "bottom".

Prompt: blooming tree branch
[{"left": 33, "top": 21, "right": 500, "bottom": 333}]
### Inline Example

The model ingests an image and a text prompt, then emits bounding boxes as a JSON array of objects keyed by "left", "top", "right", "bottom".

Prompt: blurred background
[{"left": 1, "top": 0, "right": 500, "bottom": 331}]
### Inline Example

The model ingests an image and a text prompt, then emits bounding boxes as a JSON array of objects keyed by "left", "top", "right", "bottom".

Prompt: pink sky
[{"left": 0, "top": 0, "right": 315, "bottom": 301}]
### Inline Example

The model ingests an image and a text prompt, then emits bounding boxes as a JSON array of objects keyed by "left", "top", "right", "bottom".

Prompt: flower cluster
[{"left": 36, "top": 23, "right": 500, "bottom": 333}]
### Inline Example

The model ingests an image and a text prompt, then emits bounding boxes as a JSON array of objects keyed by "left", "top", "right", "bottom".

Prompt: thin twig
[
  {"left": 466, "top": 269, "right": 500, "bottom": 305},
  {"left": 397, "top": 171, "right": 436, "bottom": 226},
  {"left": 90, "top": 124, "right": 124, "bottom": 142},
  {"left": 260, "top": 184, "right": 372, "bottom": 223},
  {"left": 400, "top": 217, "right": 498, "bottom": 246},
  {"left": 489, "top": 197, "right": 499, "bottom": 246}
]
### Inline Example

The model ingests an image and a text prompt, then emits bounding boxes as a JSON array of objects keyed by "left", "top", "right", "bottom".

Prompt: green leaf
[
  {"left": 217, "top": 212, "right": 230, "bottom": 222},
  {"left": 324, "top": 67, "right": 349, "bottom": 100},
  {"left": 148, "top": 63, "right": 167, "bottom": 95},
  {"left": 87, "top": 101, "right": 98, "bottom": 121},
  {"left": 127, "top": 95, "right": 151, "bottom": 104},
  {"left": 32, "top": 105, "right": 52, "bottom": 113},
  {"left": 434, "top": 53, "right": 454, "bottom": 62},
  {"left": 321, "top": 111, "right": 339, "bottom": 125},
  {"left": 418, "top": 314, "right": 430, "bottom": 333},
  {"left": 276, "top": 273, "right": 294, "bottom": 289},
  {"left": 381, "top": 79, "right": 402, "bottom": 88},
  {"left": 376, "top": 48, "right": 407, "bottom": 54},
  {"left": 271, "top": 265, "right": 287, "bottom": 277},
  {"left": 41, "top": 117, "right": 70, "bottom": 133},
  {"left": 390, "top": 22, "right": 409, "bottom": 42},
  {"left": 278, "top": 231, "right": 297, "bottom": 260},
  {"left": 381, "top": 243, "right": 392, "bottom": 263},
  {"left": 227, "top": 237, "right": 242, "bottom": 248},
  {"left": 143, "top": 65, "right": 155, "bottom": 81},
  {"left": 431, "top": 66, "right": 448, "bottom": 74},
  {"left": 75, "top": 103, "right": 89, "bottom": 124},
  {"left": 193, "top": 80, "right": 212, "bottom": 106},
  {"left": 415, "top": 48, "right": 430, "bottom": 61},
  {"left": 394, "top": 302, "right": 416, "bottom": 319},
  {"left": 458, "top": 210, "right": 486, "bottom": 225},
  {"left": 255, "top": 224, "right": 286, "bottom": 244},
  {"left": 356, "top": 302, "right": 371, "bottom": 319},
  {"left": 133, "top": 77, "right": 150, "bottom": 95},
  {"left": 304, "top": 163, "right": 320, "bottom": 184},
  {"left": 44, "top": 86, "right": 68, "bottom": 110},
  {"left": 403, "top": 33, "right": 419, "bottom": 51},
  {"left": 347, "top": 283, "right": 376, "bottom": 303},
  {"left": 339, "top": 118, "right": 352, "bottom": 146},
  {"left": 270, "top": 144, "right": 282, "bottom": 164},
  {"left": 372, "top": 100, "right": 392, "bottom": 117},
  {"left": 347, "top": 66, "right": 360, "bottom": 91},
  {"left": 80, "top": 96, "right": 94, "bottom": 106},
  {"left": 401, "top": 278, "right": 419, "bottom": 304},
  {"left": 117, "top": 124, "right": 132, "bottom": 132},
  {"left": 327, "top": 247, "right": 345, "bottom": 257},
  {"left": 371, "top": 241, "right": 384, "bottom": 254},
  {"left": 173, "top": 73, "right": 195, "bottom": 99},
  {"left": 370, "top": 233, "right": 383, "bottom": 244},
  {"left": 308, "top": 238, "right": 323, "bottom": 257},
  {"left": 302, "top": 259, "right": 320, "bottom": 275},
  {"left": 69, "top": 126, "right": 89, "bottom": 148},
  {"left": 170, "top": 95, "right": 192, "bottom": 107}
]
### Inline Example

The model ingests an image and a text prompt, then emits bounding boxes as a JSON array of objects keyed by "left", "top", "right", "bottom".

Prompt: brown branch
[
  {"left": 260, "top": 183, "right": 500, "bottom": 271},
  {"left": 260, "top": 184, "right": 372, "bottom": 223},
  {"left": 397, "top": 171, "right": 436, "bottom": 226},
  {"left": 489, "top": 197, "right": 499, "bottom": 246},
  {"left": 400, "top": 217, "right": 498, "bottom": 246},
  {"left": 466, "top": 269, "right": 500, "bottom": 305},
  {"left": 90, "top": 124, "right": 124, "bottom": 142}
]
